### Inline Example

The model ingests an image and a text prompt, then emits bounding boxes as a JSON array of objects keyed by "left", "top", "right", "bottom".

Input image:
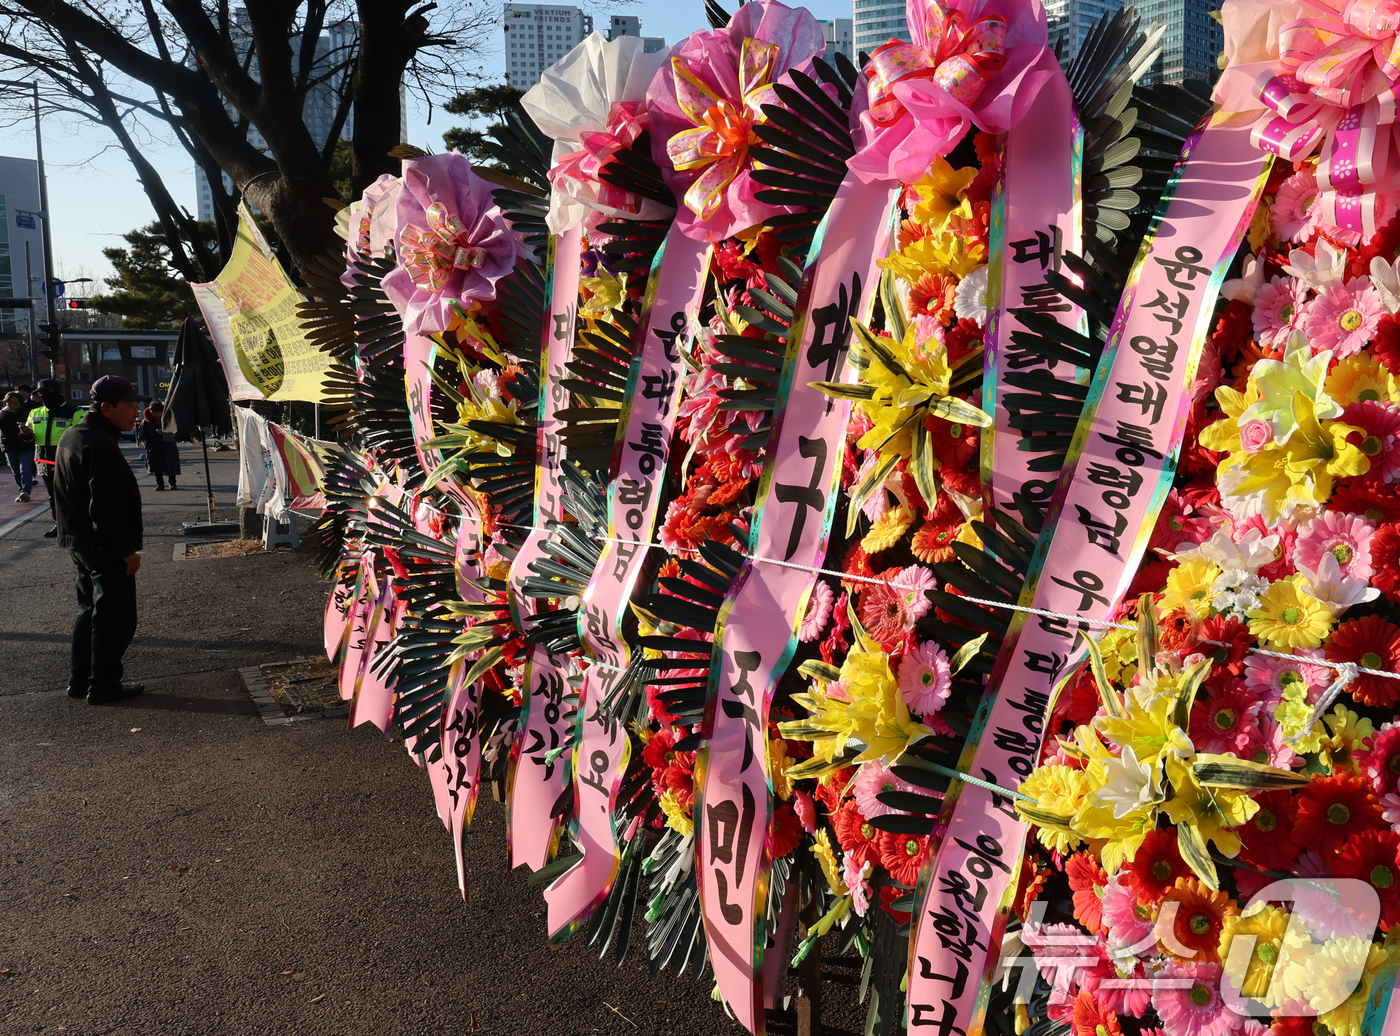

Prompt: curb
[
  {"left": 237, "top": 660, "right": 349, "bottom": 727},
  {"left": 0, "top": 502, "right": 52, "bottom": 540}
]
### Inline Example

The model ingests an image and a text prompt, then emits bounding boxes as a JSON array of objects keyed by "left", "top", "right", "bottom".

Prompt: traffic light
[
  {"left": 37, "top": 322, "right": 58, "bottom": 360},
  {"left": 66, "top": 299, "right": 86, "bottom": 310}
]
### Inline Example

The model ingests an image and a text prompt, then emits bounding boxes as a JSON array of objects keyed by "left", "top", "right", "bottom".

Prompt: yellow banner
[{"left": 191, "top": 205, "right": 334, "bottom": 402}]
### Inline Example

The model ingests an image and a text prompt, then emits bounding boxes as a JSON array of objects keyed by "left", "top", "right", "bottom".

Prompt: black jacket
[
  {"left": 0, "top": 407, "right": 31, "bottom": 453},
  {"left": 55, "top": 411, "right": 143, "bottom": 571}
]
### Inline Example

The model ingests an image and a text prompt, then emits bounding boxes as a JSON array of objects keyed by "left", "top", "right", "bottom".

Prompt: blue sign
[
  {"left": 15, "top": 213, "right": 35, "bottom": 230},
  {"left": 44, "top": 280, "right": 63, "bottom": 298}
]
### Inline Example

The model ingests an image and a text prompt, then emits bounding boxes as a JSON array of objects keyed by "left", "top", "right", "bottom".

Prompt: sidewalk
[{"left": 0, "top": 439, "right": 754, "bottom": 1035}]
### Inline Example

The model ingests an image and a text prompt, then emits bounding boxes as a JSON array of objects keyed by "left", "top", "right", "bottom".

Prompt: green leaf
[
  {"left": 909, "top": 422, "right": 939, "bottom": 512},
  {"left": 926, "top": 394, "right": 993, "bottom": 429},
  {"left": 1014, "top": 802, "right": 1075, "bottom": 828},
  {"left": 1193, "top": 755, "right": 1311, "bottom": 790},
  {"left": 880, "top": 268, "right": 906, "bottom": 345},
  {"left": 1136, "top": 592, "right": 1159, "bottom": 670},
  {"left": 846, "top": 450, "right": 901, "bottom": 539},
  {"left": 949, "top": 633, "right": 989, "bottom": 674},
  {"left": 1177, "top": 820, "right": 1219, "bottom": 890},
  {"left": 797, "top": 659, "right": 842, "bottom": 683},
  {"left": 1174, "top": 657, "right": 1213, "bottom": 732},
  {"left": 809, "top": 380, "right": 877, "bottom": 401},
  {"left": 1076, "top": 628, "right": 1126, "bottom": 719}
]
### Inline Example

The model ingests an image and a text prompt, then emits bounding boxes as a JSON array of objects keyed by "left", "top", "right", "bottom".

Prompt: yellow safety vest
[{"left": 27, "top": 405, "right": 76, "bottom": 449}]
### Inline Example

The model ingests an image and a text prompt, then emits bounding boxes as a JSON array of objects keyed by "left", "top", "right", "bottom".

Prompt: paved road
[{"left": 0, "top": 441, "right": 840, "bottom": 1035}]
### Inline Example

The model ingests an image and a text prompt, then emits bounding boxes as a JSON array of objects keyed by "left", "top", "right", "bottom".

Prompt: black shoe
[
  {"left": 169, "top": 482, "right": 177, "bottom": 490},
  {"left": 155, "top": 484, "right": 165, "bottom": 491},
  {"left": 87, "top": 683, "right": 145, "bottom": 705},
  {"left": 66, "top": 685, "right": 87, "bottom": 699},
  {"left": 43, "top": 526, "right": 57, "bottom": 538}
]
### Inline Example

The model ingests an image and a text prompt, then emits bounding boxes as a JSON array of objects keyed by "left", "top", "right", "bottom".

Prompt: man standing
[
  {"left": 1, "top": 390, "right": 35, "bottom": 501},
  {"left": 54, "top": 375, "right": 149, "bottom": 705},
  {"left": 27, "top": 378, "right": 80, "bottom": 537}
]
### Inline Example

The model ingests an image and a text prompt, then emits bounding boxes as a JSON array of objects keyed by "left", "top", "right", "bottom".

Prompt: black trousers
[{"left": 69, "top": 553, "right": 138, "bottom": 695}]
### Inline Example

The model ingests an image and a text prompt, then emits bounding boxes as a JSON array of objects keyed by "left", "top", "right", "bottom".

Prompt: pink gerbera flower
[
  {"left": 1345, "top": 400, "right": 1400, "bottom": 483},
  {"left": 1151, "top": 962, "right": 1245, "bottom": 1036},
  {"left": 897, "top": 639, "right": 952, "bottom": 716},
  {"left": 1190, "top": 679, "right": 1264, "bottom": 755},
  {"left": 1100, "top": 876, "right": 1156, "bottom": 949},
  {"left": 1271, "top": 170, "right": 1321, "bottom": 243},
  {"left": 1294, "top": 510, "right": 1377, "bottom": 582},
  {"left": 1306, "top": 278, "right": 1384, "bottom": 358},
  {"left": 895, "top": 564, "right": 936, "bottom": 621},
  {"left": 798, "top": 579, "right": 835, "bottom": 643},
  {"left": 1357, "top": 720, "right": 1400, "bottom": 797},
  {"left": 1251, "top": 275, "right": 1309, "bottom": 347},
  {"left": 858, "top": 578, "right": 910, "bottom": 646},
  {"left": 1242, "top": 647, "right": 1330, "bottom": 709},
  {"left": 851, "top": 759, "right": 921, "bottom": 819}
]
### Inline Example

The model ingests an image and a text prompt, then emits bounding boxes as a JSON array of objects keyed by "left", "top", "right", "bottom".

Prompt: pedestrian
[
  {"left": 27, "top": 378, "right": 81, "bottom": 537},
  {"left": 135, "top": 401, "right": 179, "bottom": 490},
  {"left": 15, "top": 384, "right": 35, "bottom": 415},
  {"left": 1, "top": 390, "right": 36, "bottom": 501},
  {"left": 54, "top": 375, "right": 150, "bottom": 705}
]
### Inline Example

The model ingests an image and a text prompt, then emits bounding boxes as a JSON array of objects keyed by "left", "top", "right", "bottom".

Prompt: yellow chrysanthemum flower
[
  {"left": 1161, "top": 558, "right": 1223, "bottom": 619},
  {"left": 659, "top": 789, "right": 694, "bottom": 837},
  {"left": 1099, "top": 626, "right": 1140, "bottom": 687},
  {"left": 1219, "top": 905, "right": 1290, "bottom": 1001},
  {"left": 1325, "top": 353, "right": 1399, "bottom": 406},
  {"left": 1275, "top": 682, "right": 1324, "bottom": 754},
  {"left": 1320, "top": 704, "right": 1375, "bottom": 774},
  {"left": 810, "top": 829, "right": 847, "bottom": 896},
  {"left": 1312, "top": 937, "right": 1390, "bottom": 1036},
  {"left": 1018, "top": 765, "right": 1089, "bottom": 854},
  {"left": 861, "top": 504, "right": 915, "bottom": 553},
  {"left": 769, "top": 734, "right": 794, "bottom": 801},
  {"left": 1247, "top": 573, "right": 1334, "bottom": 648}
]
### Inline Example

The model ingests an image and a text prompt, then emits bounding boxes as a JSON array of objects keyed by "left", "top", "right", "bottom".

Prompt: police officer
[
  {"left": 54, "top": 375, "right": 150, "bottom": 705},
  {"left": 27, "top": 378, "right": 81, "bottom": 537}
]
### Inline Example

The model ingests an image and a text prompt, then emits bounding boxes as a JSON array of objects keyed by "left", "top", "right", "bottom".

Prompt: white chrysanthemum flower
[{"left": 953, "top": 264, "right": 989, "bottom": 324}]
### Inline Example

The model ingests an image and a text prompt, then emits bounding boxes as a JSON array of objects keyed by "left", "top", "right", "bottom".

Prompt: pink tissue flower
[
  {"left": 647, "top": 0, "right": 826, "bottom": 242},
  {"left": 382, "top": 153, "right": 518, "bottom": 336}
]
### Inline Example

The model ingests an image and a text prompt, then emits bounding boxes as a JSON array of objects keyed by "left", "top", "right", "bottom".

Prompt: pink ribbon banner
[
  {"left": 981, "top": 70, "right": 1083, "bottom": 518},
  {"left": 324, "top": 560, "right": 357, "bottom": 663},
  {"left": 441, "top": 656, "right": 485, "bottom": 897},
  {"left": 696, "top": 177, "right": 899, "bottom": 1032},
  {"left": 507, "top": 224, "right": 583, "bottom": 872},
  {"left": 543, "top": 223, "right": 710, "bottom": 940},
  {"left": 906, "top": 118, "right": 1271, "bottom": 1036}
]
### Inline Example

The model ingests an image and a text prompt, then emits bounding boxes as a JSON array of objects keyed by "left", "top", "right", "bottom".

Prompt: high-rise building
[
  {"left": 503, "top": 5, "right": 595, "bottom": 89},
  {"left": 854, "top": 0, "right": 906, "bottom": 60},
  {"left": 1046, "top": 0, "right": 1124, "bottom": 68},
  {"left": 605, "top": 13, "right": 665, "bottom": 54},
  {"left": 195, "top": 14, "right": 366, "bottom": 222},
  {"left": 817, "top": 18, "right": 854, "bottom": 63},
  {"left": 0, "top": 156, "right": 42, "bottom": 340},
  {"left": 1130, "top": 0, "right": 1222, "bottom": 85}
]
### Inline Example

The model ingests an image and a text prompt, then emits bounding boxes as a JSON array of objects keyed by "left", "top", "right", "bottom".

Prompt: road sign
[
  {"left": 43, "top": 279, "right": 63, "bottom": 298},
  {"left": 15, "top": 213, "right": 35, "bottom": 230}
]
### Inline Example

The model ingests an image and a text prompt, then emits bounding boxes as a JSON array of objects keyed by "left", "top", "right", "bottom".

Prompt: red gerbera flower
[
  {"left": 811, "top": 766, "right": 854, "bottom": 812},
  {"left": 1208, "top": 298, "right": 1254, "bottom": 368},
  {"left": 1237, "top": 790, "right": 1302, "bottom": 873},
  {"left": 909, "top": 271, "right": 958, "bottom": 323},
  {"left": 876, "top": 830, "right": 929, "bottom": 886},
  {"left": 944, "top": 318, "right": 983, "bottom": 365},
  {"left": 770, "top": 801, "right": 803, "bottom": 860},
  {"left": 1121, "top": 829, "right": 1190, "bottom": 904},
  {"left": 1326, "top": 614, "right": 1400, "bottom": 708},
  {"left": 1332, "top": 829, "right": 1400, "bottom": 930},
  {"left": 937, "top": 464, "right": 979, "bottom": 498},
  {"left": 1370, "top": 523, "right": 1400, "bottom": 603},
  {"left": 1329, "top": 481, "right": 1400, "bottom": 524},
  {"left": 1070, "top": 988, "right": 1122, "bottom": 1036},
  {"left": 923, "top": 414, "right": 979, "bottom": 468},
  {"left": 1066, "top": 851, "right": 1109, "bottom": 932},
  {"left": 1196, "top": 614, "right": 1253, "bottom": 676},
  {"left": 1291, "top": 771, "right": 1388, "bottom": 858},
  {"left": 832, "top": 800, "right": 880, "bottom": 869},
  {"left": 1357, "top": 722, "right": 1400, "bottom": 797}
]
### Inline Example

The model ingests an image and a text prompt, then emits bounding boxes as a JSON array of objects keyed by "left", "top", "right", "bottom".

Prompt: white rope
[{"left": 429, "top": 508, "right": 1400, "bottom": 693}]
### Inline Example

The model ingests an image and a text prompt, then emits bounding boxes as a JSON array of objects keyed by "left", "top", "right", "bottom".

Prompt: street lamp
[{"left": 0, "top": 79, "right": 58, "bottom": 378}]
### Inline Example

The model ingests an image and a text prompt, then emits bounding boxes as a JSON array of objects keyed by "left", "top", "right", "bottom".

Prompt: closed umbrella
[{"left": 162, "top": 318, "right": 234, "bottom": 529}]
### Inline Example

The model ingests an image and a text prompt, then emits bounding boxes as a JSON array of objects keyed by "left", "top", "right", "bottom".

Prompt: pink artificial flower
[
  {"left": 382, "top": 153, "right": 518, "bottom": 336},
  {"left": 798, "top": 579, "right": 836, "bottom": 642},
  {"left": 859, "top": 577, "right": 913, "bottom": 646},
  {"left": 647, "top": 0, "right": 826, "bottom": 242},
  {"left": 1242, "top": 647, "right": 1330, "bottom": 710},
  {"left": 1295, "top": 510, "right": 1377, "bottom": 582},
  {"left": 895, "top": 564, "right": 936, "bottom": 621},
  {"left": 1021, "top": 923, "right": 1104, "bottom": 1008},
  {"left": 897, "top": 639, "right": 952, "bottom": 716},
  {"left": 848, "top": 0, "right": 1058, "bottom": 184},
  {"left": 1250, "top": 275, "right": 1309, "bottom": 348},
  {"left": 1191, "top": 680, "right": 1264, "bottom": 756},
  {"left": 1306, "top": 278, "right": 1384, "bottom": 358},
  {"left": 1357, "top": 720, "right": 1400, "bottom": 797},
  {"left": 1100, "top": 876, "right": 1155, "bottom": 949},
  {"left": 1271, "top": 170, "right": 1321, "bottom": 243},
  {"left": 1234, "top": 514, "right": 1296, "bottom": 580},
  {"left": 1346, "top": 400, "right": 1400, "bottom": 483},
  {"left": 843, "top": 855, "right": 873, "bottom": 916},
  {"left": 1151, "top": 962, "right": 1246, "bottom": 1036},
  {"left": 1238, "top": 419, "right": 1274, "bottom": 453},
  {"left": 1256, "top": 710, "right": 1304, "bottom": 770},
  {"left": 851, "top": 759, "right": 920, "bottom": 818}
]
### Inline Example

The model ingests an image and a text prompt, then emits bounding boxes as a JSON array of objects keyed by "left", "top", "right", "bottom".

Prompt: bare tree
[{"left": 0, "top": 2, "right": 496, "bottom": 277}]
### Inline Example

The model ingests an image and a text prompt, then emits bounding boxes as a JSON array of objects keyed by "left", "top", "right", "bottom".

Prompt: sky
[{"left": 24, "top": 0, "right": 856, "bottom": 297}]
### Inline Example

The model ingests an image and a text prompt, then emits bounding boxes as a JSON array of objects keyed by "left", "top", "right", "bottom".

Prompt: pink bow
[
  {"left": 865, "top": 1, "right": 1007, "bottom": 126},
  {"left": 1250, "top": 0, "right": 1400, "bottom": 236},
  {"left": 550, "top": 101, "right": 650, "bottom": 214},
  {"left": 399, "top": 202, "right": 488, "bottom": 292}
]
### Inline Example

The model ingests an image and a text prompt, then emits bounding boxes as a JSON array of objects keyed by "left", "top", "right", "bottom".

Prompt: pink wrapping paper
[
  {"left": 507, "top": 224, "right": 584, "bottom": 871},
  {"left": 543, "top": 224, "right": 710, "bottom": 939},
  {"left": 906, "top": 118, "right": 1272, "bottom": 1036},
  {"left": 695, "top": 178, "right": 899, "bottom": 1031}
]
